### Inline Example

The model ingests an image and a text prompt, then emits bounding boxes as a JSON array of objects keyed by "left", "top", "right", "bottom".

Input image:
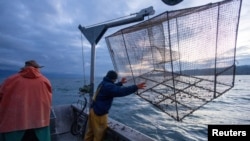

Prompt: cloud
[{"left": 0, "top": 0, "right": 249, "bottom": 78}]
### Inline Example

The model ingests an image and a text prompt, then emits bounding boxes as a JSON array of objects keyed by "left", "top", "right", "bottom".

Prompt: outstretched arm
[{"left": 108, "top": 80, "right": 147, "bottom": 97}]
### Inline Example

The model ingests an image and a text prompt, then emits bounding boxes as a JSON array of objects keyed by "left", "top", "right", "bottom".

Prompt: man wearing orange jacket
[{"left": 0, "top": 60, "right": 52, "bottom": 141}]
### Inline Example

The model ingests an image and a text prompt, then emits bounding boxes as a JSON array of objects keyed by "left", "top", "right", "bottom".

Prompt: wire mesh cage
[{"left": 105, "top": 0, "right": 242, "bottom": 121}]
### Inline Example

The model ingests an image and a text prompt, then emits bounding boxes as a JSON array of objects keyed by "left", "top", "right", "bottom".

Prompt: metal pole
[{"left": 89, "top": 43, "right": 96, "bottom": 107}]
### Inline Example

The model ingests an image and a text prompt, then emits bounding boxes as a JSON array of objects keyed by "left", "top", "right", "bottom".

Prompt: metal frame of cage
[{"left": 105, "top": 0, "right": 242, "bottom": 121}]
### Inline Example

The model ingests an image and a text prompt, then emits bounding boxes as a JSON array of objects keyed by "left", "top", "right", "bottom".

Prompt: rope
[
  {"left": 70, "top": 34, "right": 90, "bottom": 137},
  {"left": 70, "top": 97, "right": 88, "bottom": 136},
  {"left": 79, "top": 33, "right": 91, "bottom": 93}
]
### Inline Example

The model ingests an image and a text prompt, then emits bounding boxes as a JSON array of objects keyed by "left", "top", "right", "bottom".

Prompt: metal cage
[{"left": 105, "top": 0, "right": 242, "bottom": 121}]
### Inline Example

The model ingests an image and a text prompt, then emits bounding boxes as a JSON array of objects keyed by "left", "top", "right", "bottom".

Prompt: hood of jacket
[{"left": 19, "top": 66, "right": 42, "bottom": 78}]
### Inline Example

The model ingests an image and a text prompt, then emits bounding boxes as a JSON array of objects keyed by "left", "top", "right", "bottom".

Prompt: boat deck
[
  {"left": 0, "top": 104, "right": 155, "bottom": 141},
  {"left": 51, "top": 104, "right": 156, "bottom": 141}
]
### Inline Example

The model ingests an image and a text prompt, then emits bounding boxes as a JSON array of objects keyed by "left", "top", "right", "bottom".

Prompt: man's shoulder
[
  {"left": 6, "top": 73, "right": 20, "bottom": 80},
  {"left": 40, "top": 75, "right": 51, "bottom": 81},
  {"left": 102, "top": 80, "right": 114, "bottom": 86}
]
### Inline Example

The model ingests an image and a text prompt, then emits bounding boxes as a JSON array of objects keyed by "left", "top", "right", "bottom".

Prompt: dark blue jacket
[{"left": 92, "top": 76, "right": 138, "bottom": 116}]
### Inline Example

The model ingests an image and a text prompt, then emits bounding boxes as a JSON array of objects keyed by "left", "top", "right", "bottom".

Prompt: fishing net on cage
[{"left": 105, "top": 0, "right": 242, "bottom": 121}]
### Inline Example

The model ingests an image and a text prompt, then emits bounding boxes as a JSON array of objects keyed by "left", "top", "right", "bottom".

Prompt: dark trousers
[
  {"left": 2, "top": 126, "right": 50, "bottom": 141},
  {"left": 21, "top": 129, "right": 39, "bottom": 141}
]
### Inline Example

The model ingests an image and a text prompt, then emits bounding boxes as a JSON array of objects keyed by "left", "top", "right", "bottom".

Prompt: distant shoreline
[{"left": 1, "top": 65, "right": 250, "bottom": 79}]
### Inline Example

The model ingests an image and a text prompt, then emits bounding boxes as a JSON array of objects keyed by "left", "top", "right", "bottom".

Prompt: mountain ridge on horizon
[{"left": 1, "top": 65, "right": 250, "bottom": 79}]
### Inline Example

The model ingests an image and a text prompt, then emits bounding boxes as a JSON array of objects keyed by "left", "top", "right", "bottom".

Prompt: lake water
[{"left": 1, "top": 75, "right": 249, "bottom": 140}]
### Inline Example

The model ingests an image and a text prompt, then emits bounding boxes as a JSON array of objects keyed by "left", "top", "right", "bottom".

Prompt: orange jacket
[{"left": 0, "top": 67, "right": 52, "bottom": 133}]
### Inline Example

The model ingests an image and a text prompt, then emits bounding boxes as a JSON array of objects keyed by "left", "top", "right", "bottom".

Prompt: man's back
[{"left": 0, "top": 66, "right": 52, "bottom": 133}]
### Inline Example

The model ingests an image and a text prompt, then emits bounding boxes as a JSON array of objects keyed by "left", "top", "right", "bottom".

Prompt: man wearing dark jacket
[{"left": 84, "top": 70, "right": 146, "bottom": 141}]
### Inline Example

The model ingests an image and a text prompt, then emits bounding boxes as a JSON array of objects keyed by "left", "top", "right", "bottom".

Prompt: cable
[{"left": 70, "top": 97, "right": 88, "bottom": 136}]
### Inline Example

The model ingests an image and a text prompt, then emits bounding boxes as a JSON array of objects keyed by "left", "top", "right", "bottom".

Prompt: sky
[{"left": 0, "top": 0, "right": 249, "bottom": 78}]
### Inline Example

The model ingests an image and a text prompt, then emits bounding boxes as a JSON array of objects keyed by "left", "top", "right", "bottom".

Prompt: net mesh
[{"left": 105, "top": 0, "right": 242, "bottom": 121}]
